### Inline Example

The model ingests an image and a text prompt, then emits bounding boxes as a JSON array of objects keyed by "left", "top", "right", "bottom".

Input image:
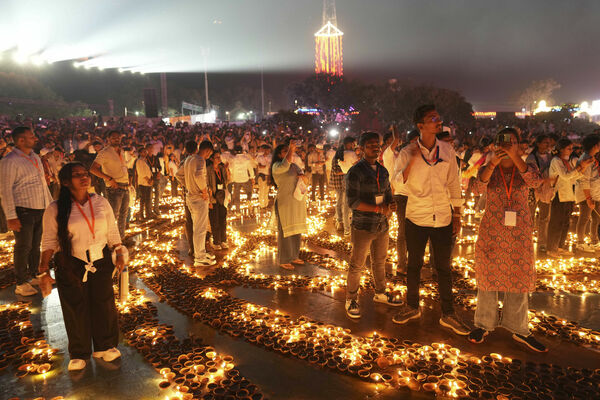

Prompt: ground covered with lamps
[{"left": 0, "top": 194, "right": 599, "bottom": 400}]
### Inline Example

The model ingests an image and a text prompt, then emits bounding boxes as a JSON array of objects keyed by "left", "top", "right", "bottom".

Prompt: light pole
[{"left": 226, "top": 111, "right": 230, "bottom": 122}]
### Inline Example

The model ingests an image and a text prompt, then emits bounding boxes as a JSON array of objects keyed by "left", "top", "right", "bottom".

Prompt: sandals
[
  {"left": 291, "top": 259, "right": 305, "bottom": 265},
  {"left": 280, "top": 264, "right": 294, "bottom": 270}
]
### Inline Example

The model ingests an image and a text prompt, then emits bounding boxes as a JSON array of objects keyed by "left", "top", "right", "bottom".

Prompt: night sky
[{"left": 2, "top": 0, "right": 599, "bottom": 110}]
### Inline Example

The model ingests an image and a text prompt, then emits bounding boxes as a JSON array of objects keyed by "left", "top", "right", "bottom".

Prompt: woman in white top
[
  {"left": 547, "top": 139, "right": 592, "bottom": 257},
  {"left": 38, "top": 162, "right": 125, "bottom": 371},
  {"left": 574, "top": 134, "right": 600, "bottom": 251}
]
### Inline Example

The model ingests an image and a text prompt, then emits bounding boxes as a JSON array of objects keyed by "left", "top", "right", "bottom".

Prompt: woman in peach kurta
[{"left": 468, "top": 128, "right": 547, "bottom": 353}]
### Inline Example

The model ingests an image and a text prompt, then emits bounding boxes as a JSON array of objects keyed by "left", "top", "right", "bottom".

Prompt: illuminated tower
[{"left": 315, "top": 0, "right": 343, "bottom": 77}]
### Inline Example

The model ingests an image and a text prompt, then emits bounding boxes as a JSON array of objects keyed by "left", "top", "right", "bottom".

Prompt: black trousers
[
  {"left": 209, "top": 203, "right": 227, "bottom": 245},
  {"left": 138, "top": 185, "right": 152, "bottom": 219},
  {"left": 14, "top": 207, "right": 44, "bottom": 285},
  {"left": 311, "top": 174, "right": 325, "bottom": 201},
  {"left": 547, "top": 197, "right": 574, "bottom": 251},
  {"left": 405, "top": 219, "right": 454, "bottom": 315},
  {"left": 55, "top": 248, "right": 119, "bottom": 359}
]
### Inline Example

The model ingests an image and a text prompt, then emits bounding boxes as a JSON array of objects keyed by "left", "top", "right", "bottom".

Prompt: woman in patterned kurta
[{"left": 468, "top": 128, "right": 548, "bottom": 352}]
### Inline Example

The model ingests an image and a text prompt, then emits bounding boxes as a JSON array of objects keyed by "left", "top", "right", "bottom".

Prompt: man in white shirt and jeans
[
  {"left": 230, "top": 146, "right": 255, "bottom": 211},
  {"left": 178, "top": 140, "right": 216, "bottom": 267},
  {"left": 392, "top": 105, "right": 469, "bottom": 336},
  {"left": 0, "top": 127, "right": 53, "bottom": 296}
]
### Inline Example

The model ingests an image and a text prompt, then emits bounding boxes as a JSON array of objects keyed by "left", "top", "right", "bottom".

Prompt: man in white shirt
[
  {"left": 229, "top": 146, "right": 255, "bottom": 211},
  {"left": 330, "top": 137, "right": 358, "bottom": 236},
  {"left": 0, "top": 127, "right": 53, "bottom": 296},
  {"left": 391, "top": 105, "right": 468, "bottom": 336},
  {"left": 307, "top": 144, "right": 326, "bottom": 201},
  {"left": 178, "top": 140, "right": 216, "bottom": 267},
  {"left": 135, "top": 146, "right": 154, "bottom": 221},
  {"left": 255, "top": 145, "right": 272, "bottom": 209}
]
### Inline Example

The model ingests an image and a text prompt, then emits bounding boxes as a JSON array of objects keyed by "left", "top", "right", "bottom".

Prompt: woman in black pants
[
  {"left": 207, "top": 152, "right": 229, "bottom": 250},
  {"left": 39, "top": 162, "right": 126, "bottom": 371}
]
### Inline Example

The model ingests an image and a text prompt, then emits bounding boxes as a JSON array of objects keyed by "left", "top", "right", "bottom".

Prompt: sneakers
[
  {"left": 373, "top": 292, "right": 403, "bottom": 306},
  {"left": 468, "top": 328, "right": 489, "bottom": 344},
  {"left": 392, "top": 305, "right": 421, "bottom": 324},
  {"left": 205, "top": 253, "right": 216, "bottom": 260},
  {"left": 439, "top": 313, "right": 470, "bottom": 335},
  {"left": 576, "top": 243, "right": 595, "bottom": 253},
  {"left": 194, "top": 257, "right": 216, "bottom": 267},
  {"left": 343, "top": 230, "right": 351, "bottom": 237},
  {"left": 291, "top": 259, "right": 305, "bottom": 265},
  {"left": 557, "top": 247, "right": 573, "bottom": 256},
  {"left": 512, "top": 333, "right": 548, "bottom": 352},
  {"left": 68, "top": 359, "right": 86, "bottom": 371},
  {"left": 93, "top": 347, "right": 122, "bottom": 362},
  {"left": 15, "top": 283, "right": 38, "bottom": 296},
  {"left": 345, "top": 299, "right": 361, "bottom": 319}
]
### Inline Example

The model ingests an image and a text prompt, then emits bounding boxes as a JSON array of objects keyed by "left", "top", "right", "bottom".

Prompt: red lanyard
[
  {"left": 215, "top": 167, "right": 222, "bottom": 182},
  {"left": 561, "top": 158, "right": 572, "bottom": 172},
  {"left": 499, "top": 166, "right": 516, "bottom": 208},
  {"left": 420, "top": 145, "right": 442, "bottom": 166},
  {"left": 376, "top": 163, "right": 381, "bottom": 192},
  {"left": 19, "top": 153, "right": 41, "bottom": 172},
  {"left": 74, "top": 194, "right": 95, "bottom": 239}
]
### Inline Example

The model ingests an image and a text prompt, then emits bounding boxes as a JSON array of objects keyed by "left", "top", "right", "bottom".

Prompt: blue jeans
[
  {"left": 13, "top": 207, "right": 44, "bottom": 285},
  {"left": 106, "top": 187, "right": 129, "bottom": 239},
  {"left": 474, "top": 290, "right": 530, "bottom": 336},
  {"left": 335, "top": 188, "right": 351, "bottom": 233}
]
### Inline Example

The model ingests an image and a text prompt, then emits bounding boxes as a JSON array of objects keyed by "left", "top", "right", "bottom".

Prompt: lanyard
[
  {"left": 420, "top": 146, "right": 442, "bottom": 166},
  {"left": 215, "top": 167, "right": 223, "bottom": 183},
  {"left": 19, "top": 153, "right": 41, "bottom": 172},
  {"left": 499, "top": 166, "right": 516, "bottom": 208},
  {"left": 74, "top": 194, "right": 96, "bottom": 239},
  {"left": 561, "top": 158, "right": 572, "bottom": 172}
]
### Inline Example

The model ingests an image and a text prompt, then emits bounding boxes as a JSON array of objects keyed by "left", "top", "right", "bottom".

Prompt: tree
[{"left": 518, "top": 79, "right": 561, "bottom": 113}]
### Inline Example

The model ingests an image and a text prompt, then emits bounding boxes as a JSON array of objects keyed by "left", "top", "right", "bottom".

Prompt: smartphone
[{"left": 495, "top": 133, "right": 512, "bottom": 145}]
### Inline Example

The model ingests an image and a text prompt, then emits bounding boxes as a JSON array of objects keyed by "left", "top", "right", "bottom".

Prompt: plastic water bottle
[{"left": 120, "top": 265, "right": 129, "bottom": 302}]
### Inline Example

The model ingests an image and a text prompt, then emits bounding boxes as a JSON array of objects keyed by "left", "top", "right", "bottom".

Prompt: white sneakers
[
  {"left": 68, "top": 359, "right": 86, "bottom": 371},
  {"left": 92, "top": 347, "right": 121, "bottom": 362},
  {"left": 577, "top": 243, "right": 596, "bottom": 253},
  {"left": 15, "top": 283, "right": 38, "bottom": 296}
]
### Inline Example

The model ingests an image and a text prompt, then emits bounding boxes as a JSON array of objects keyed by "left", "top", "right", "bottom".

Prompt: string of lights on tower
[{"left": 314, "top": 0, "right": 343, "bottom": 77}]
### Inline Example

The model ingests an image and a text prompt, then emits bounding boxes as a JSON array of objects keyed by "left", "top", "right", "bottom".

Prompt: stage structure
[{"left": 314, "top": 0, "right": 343, "bottom": 77}]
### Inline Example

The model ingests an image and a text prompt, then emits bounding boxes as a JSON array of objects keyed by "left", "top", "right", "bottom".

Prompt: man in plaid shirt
[{"left": 344, "top": 132, "right": 401, "bottom": 319}]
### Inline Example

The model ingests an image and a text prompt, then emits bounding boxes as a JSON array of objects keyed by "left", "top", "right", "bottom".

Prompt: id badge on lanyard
[{"left": 500, "top": 166, "right": 517, "bottom": 227}]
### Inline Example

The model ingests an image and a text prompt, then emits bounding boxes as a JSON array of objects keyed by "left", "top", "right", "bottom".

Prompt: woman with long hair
[
  {"left": 546, "top": 139, "right": 593, "bottom": 257},
  {"left": 468, "top": 128, "right": 547, "bottom": 352},
  {"left": 39, "top": 162, "right": 125, "bottom": 371},
  {"left": 270, "top": 140, "right": 308, "bottom": 270},
  {"left": 207, "top": 151, "right": 230, "bottom": 249}
]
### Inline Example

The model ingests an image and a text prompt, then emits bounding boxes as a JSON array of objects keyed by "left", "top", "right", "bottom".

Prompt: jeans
[
  {"left": 547, "top": 197, "right": 573, "bottom": 251},
  {"left": 529, "top": 199, "right": 550, "bottom": 247},
  {"left": 209, "top": 203, "right": 227, "bottom": 245},
  {"left": 346, "top": 227, "right": 389, "bottom": 301},
  {"left": 576, "top": 200, "right": 600, "bottom": 244},
  {"left": 138, "top": 185, "right": 152, "bottom": 219},
  {"left": 394, "top": 195, "right": 408, "bottom": 272},
  {"left": 55, "top": 248, "right": 119, "bottom": 359},
  {"left": 258, "top": 175, "right": 270, "bottom": 208},
  {"left": 184, "top": 203, "right": 194, "bottom": 256},
  {"left": 276, "top": 202, "right": 301, "bottom": 264},
  {"left": 474, "top": 290, "right": 530, "bottom": 336},
  {"left": 152, "top": 176, "right": 167, "bottom": 213},
  {"left": 334, "top": 188, "right": 351, "bottom": 233},
  {"left": 405, "top": 219, "right": 454, "bottom": 315},
  {"left": 311, "top": 174, "right": 325, "bottom": 201},
  {"left": 232, "top": 181, "right": 253, "bottom": 210},
  {"left": 187, "top": 197, "right": 209, "bottom": 263},
  {"left": 13, "top": 207, "right": 44, "bottom": 285},
  {"left": 106, "top": 187, "right": 129, "bottom": 239}
]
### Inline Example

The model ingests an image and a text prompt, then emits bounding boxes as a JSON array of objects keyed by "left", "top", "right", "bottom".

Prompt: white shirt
[
  {"left": 382, "top": 146, "right": 408, "bottom": 196},
  {"left": 575, "top": 154, "right": 600, "bottom": 202},
  {"left": 338, "top": 150, "right": 358, "bottom": 174},
  {"left": 94, "top": 146, "right": 129, "bottom": 184},
  {"left": 136, "top": 158, "right": 153, "bottom": 187},
  {"left": 397, "top": 139, "right": 463, "bottom": 227},
  {"left": 179, "top": 154, "right": 208, "bottom": 200},
  {"left": 550, "top": 157, "right": 581, "bottom": 202},
  {"left": 230, "top": 154, "right": 255, "bottom": 183},
  {"left": 256, "top": 154, "right": 272, "bottom": 175},
  {"left": 0, "top": 148, "right": 53, "bottom": 219},
  {"left": 41, "top": 194, "right": 121, "bottom": 264},
  {"left": 325, "top": 149, "right": 336, "bottom": 171}
]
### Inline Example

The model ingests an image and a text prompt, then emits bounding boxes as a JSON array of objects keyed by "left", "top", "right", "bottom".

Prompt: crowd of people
[{"left": 1, "top": 107, "right": 599, "bottom": 370}]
